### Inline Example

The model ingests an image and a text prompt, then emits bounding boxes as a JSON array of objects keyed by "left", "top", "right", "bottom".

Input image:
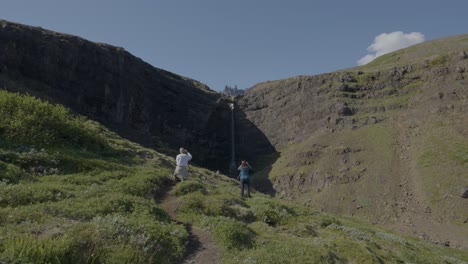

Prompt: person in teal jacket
[{"left": 238, "top": 160, "right": 252, "bottom": 198}]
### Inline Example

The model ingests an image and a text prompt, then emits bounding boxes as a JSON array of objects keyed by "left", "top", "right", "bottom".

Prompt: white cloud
[{"left": 357, "top": 31, "right": 425, "bottom": 65}]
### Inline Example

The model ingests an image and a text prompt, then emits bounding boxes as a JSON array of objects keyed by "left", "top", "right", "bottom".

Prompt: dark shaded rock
[
  {"left": 336, "top": 147, "right": 352, "bottom": 155},
  {"left": 369, "top": 116, "right": 379, "bottom": 124},
  {"left": 424, "top": 206, "right": 432, "bottom": 214},
  {"left": 340, "top": 75, "right": 357, "bottom": 82},
  {"left": 137, "top": 150, "right": 154, "bottom": 160},
  {"left": 462, "top": 187, "right": 468, "bottom": 198},
  {"left": 338, "top": 84, "right": 358, "bottom": 93},
  {"left": 30, "top": 166, "right": 46, "bottom": 175},
  {"left": 430, "top": 67, "right": 450, "bottom": 75},
  {"left": 0, "top": 19, "right": 275, "bottom": 174},
  {"left": 337, "top": 105, "right": 354, "bottom": 116},
  {"left": 459, "top": 51, "right": 467, "bottom": 60}
]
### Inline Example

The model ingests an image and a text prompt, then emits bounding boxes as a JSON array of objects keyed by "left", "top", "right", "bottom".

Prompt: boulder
[
  {"left": 462, "top": 187, "right": 468, "bottom": 198},
  {"left": 459, "top": 50, "right": 467, "bottom": 60}
]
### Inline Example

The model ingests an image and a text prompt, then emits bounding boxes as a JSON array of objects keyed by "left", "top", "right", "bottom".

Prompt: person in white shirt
[{"left": 174, "top": 148, "right": 192, "bottom": 182}]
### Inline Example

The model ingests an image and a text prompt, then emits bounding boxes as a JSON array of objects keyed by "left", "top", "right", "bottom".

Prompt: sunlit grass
[
  {"left": 174, "top": 171, "right": 468, "bottom": 263},
  {"left": 0, "top": 90, "right": 188, "bottom": 263}
]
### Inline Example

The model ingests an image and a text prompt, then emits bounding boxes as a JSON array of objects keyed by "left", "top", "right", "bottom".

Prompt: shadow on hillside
[
  {"left": 1, "top": 71, "right": 280, "bottom": 196},
  {"left": 251, "top": 152, "right": 280, "bottom": 197},
  {"left": 234, "top": 107, "right": 278, "bottom": 197}
]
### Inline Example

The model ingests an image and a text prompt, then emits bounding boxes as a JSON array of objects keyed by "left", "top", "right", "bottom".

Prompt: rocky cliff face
[
  {"left": 0, "top": 19, "right": 275, "bottom": 173},
  {"left": 237, "top": 35, "right": 468, "bottom": 248},
  {"left": 1, "top": 19, "right": 466, "bottom": 248},
  {"left": 0, "top": 20, "right": 232, "bottom": 170}
]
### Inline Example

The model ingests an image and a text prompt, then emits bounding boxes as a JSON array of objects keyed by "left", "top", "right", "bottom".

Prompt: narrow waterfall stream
[{"left": 229, "top": 103, "right": 237, "bottom": 177}]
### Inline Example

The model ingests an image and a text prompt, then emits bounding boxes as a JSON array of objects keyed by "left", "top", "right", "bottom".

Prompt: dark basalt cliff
[
  {"left": 0, "top": 20, "right": 227, "bottom": 170},
  {"left": 0, "top": 19, "right": 274, "bottom": 173}
]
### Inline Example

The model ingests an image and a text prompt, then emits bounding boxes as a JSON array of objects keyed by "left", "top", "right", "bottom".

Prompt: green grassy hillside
[
  {"left": 263, "top": 90, "right": 468, "bottom": 248},
  {"left": 171, "top": 170, "right": 468, "bottom": 263},
  {"left": 239, "top": 34, "right": 468, "bottom": 250},
  {"left": 0, "top": 90, "right": 188, "bottom": 263},
  {"left": 0, "top": 89, "right": 467, "bottom": 263},
  {"left": 357, "top": 34, "right": 468, "bottom": 71}
]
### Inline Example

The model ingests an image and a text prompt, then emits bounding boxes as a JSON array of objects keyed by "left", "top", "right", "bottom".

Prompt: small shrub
[
  {"left": 290, "top": 224, "right": 318, "bottom": 238},
  {"left": 0, "top": 205, "right": 50, "bottom": 225},
  {"left": 180, "top": 194, "right": 241, "bottom": 219},
  {"left": 223, "top": 197, "right": 248, "bottom": 207},
  {"left": 0, "top": 161, "right": 28, "bottom": 183},
  {"left": 0, "top": 183, "right": 74, "bottom": 207},
  {"left": 258, "top": 208, "right": 281, "bottom": 226},
  {"left": 212, "top": 217, "right": 256, "bottom": 250},
  {"left": 149, "top": 206, "right": 171, "bottom": 222},
  {"left": 92, "top": 214, "right": 189, "bottom": 262},
  {"left": 0, "top": 90, "right": 107, "bottom": 150},
  {"left": 180, "top": 194, "right": 205, "bottom": 214},
  {"left": 251, "top": 200, "right": 295, "bottom": 226},
  {"left": 0, "top": 234, "right": 84, "bottom": 263},
  {"left": 174, "top": 181, "right": 206, "bottom": 196},
  {"left": 108, "top": 168, "right": 165, "bottom": 198},
  {"left": 428, "top": 55, "right": 447, "bottom": 66},
  {"left": 104, "top": 197, "right": 135, "bottom": 214},
  {"left": 233, "top": 206, "right": 255, "bottom": 223},
  {"left": 320, "top": 217, "right": 341, "bottom": 228},
  {"left": 203, "top": 198, "right": 237, "bottom": 218},
  {"left": 376, "top": 231, "right": 408, "bottom": 245},
  {"left": 42, "top": 195, "right": 137, "bottom": 220},
  {"left": 326, "top": 223, "right": 371, "bottom": 241}
]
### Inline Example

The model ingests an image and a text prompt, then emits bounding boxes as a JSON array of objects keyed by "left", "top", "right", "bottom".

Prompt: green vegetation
[
  {"left": 0, "top": 90, "right": 188, "bottom": 263},
  {"left": 361, "top": 51, "right": 402, "bottom": 69},
  {"left": 356, "top": 34, "right": 467, "bottom": 71},
  {"left": 1, "top": 89, "right": 467, "bottom": 263},
  {"left": 416, "top": 117, "right": 468, "bottom": 222},
  {"left": 175, "top": 173, "right": 468, "bottom": 263},
  {"left": 427, "top": 55, "right": 448, "bottom": 67},
  {"left": 0, "top": 90, "right": 106, "bottom": 149},
  {"left": 174, "top": 181, "right": 206, "bottom": 196}
]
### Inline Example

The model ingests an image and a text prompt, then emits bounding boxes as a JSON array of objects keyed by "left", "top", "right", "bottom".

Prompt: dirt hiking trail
[{"left": 158, "top": 186, "right": 221, "bottom": 264}]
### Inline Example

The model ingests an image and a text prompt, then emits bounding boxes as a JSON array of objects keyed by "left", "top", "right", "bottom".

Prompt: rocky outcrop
[
  {"left": 235, "top": 35, "right": 468, "bottom": 248},
  {"left": 0, "top": 19, "right": 275, "bottom": 173},
  {"left": 0, "top": 20, "right": 228, "bottom": 171}
]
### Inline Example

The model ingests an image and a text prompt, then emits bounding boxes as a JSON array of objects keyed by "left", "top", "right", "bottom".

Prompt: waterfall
[{"left": 229, "top": 103, "right": 237, "bottom": 177}]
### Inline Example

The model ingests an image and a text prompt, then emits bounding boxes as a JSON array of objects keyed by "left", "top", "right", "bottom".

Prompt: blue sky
[{"left": 1, "top": 0, "right": 468, "bottom": 91}]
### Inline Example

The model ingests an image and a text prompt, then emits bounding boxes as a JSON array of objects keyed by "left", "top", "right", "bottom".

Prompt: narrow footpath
[{"left": 158, "top": 186, "right": 221, "bottom": 264}]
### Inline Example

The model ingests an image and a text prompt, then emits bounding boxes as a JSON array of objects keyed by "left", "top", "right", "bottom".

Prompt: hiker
[
  {"left": 238, "top": 160, "right": 252, "bottom": 198},
  {"left": 174, "top": 148, "right": 192, "bottom": 182}
]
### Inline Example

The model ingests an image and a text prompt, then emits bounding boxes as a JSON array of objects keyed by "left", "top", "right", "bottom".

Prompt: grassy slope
[
  {"left": 416, "top": 113, "right": 468, "bottom": 216},
  {"left": 254, "top": 35, "right": 468, "bottom": 248},
  {"left": 173, "top": 173, "right": 468, "bottom": 264},
  {"left": 266, "top": 88, "right": 468, "bottom": 247},
  {"left": 0, "top": 90, "right": 467, "bottom": 263},
  {"left": 0, "top": 90, "right": 188, "bottom": 263},
  {"left": 356, "top": 34, "right": 468, "bottom": 71}
]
